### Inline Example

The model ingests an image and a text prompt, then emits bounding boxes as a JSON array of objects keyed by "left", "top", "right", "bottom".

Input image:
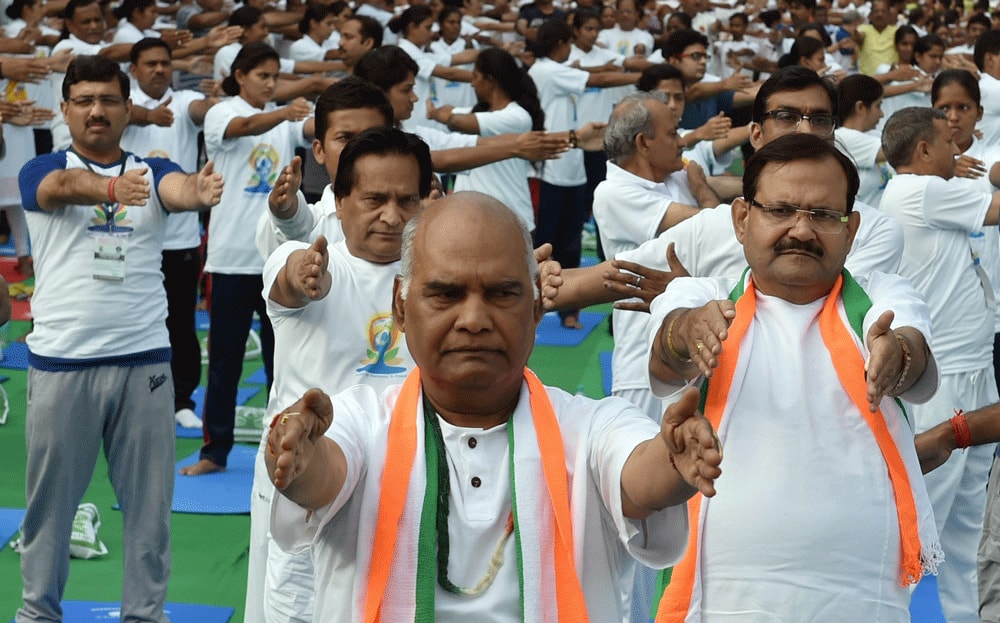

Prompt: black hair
[
  {"left": 113, "top": 0, "right": 154, "bottom": 22},
  {"left": 62, "top": 54, "right": 130, "bottom": 100},
  {"left": 968, "top": 12, "right": 991, "bottom": 31},
  {"left": 664, "top": 28, "right": 708, "bottom": 59},
  {"left": 752, "top": 65, "right": 838, "bottom": 123},
  {"left": 743, "top": 133, "right": 859, "bottom": 213},
  {"left": 5, "top": 0, "right": 36, "bottom": 21},
  {"left": 228, "top": 5, "right": 262, "bottom": 28},
  {"left": 388, "top": 5, "right": 433, "bottom": 35},
  {"left": 894, "top": 24, "right": 918, "bottom": 46},
  {"left": 314, "top": 76, "right": 394, "bottom": 142},
  {"left": 438, "top": 6, "right": 462, "bottom": 27},
  {"left": 836, "top": 73, "right": 883, "bottom": 121},
  {"left": 636, "top": 63, "right": 684, "bottom": 92},
  {"left": 779, "top": 35, "right": 824, "bottom": 68},
  {"left": 129, "top": 36, "right": 172, "bottom": 65},
  {"left": 334, "top": 127, "right": 433, "bottom": 199},
  {"left": 534, "top": 19, "right": 572, "bottom": 58},
  {"left": 354, "top": 46, "right": 419, "bottom": 92},
  {"left": 931, "top": 68, "right": 981, "bottom": 106},
  {"left": 974, "top": 29, "right": 1000, "bottom": 71},
  {"left": 299, "top": 3, "right": 335, "bottom": 35},
  {"left": 221, "top": 41, "right": 279, "bottom": 97},
  {"left": 757, "top": 9, "right": 781, "bottom": 28},
  {"left": 914, "top": 33, "right": 945, "bottom": 57},
  {"left": 472, "top": 47, "right": 545, "bottom": 131},
  {"left": 572, "top": 7, "right": 601, "bottom": 29},
  {"left": 798, "top": 22, "right": 831, "bottom": 47},
  {"left": 349, "top": 14, "right": 384, "bottom": 48},
  {"left": 61, "top": 0, "right": 100, "bottom": 40}
]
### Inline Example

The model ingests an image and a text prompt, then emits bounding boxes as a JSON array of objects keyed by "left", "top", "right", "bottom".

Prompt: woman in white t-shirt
[
  {"left": 288, "top": 2, "right": 342, "bottom": 62},
  {"left": 389, "top": 5, "right": 478, "bottom": 130},
  {"left": 429, "top": 7, "right": 478, "bottom": 112},
  {"left": 428, "top": 47, "right": 543, "bottom": 228},
  {"left": 834, "top": 73, "right": 891, "bottom": 207},
  {"left": 111, "top": 0, "right": 159, "bottom": 44},
  {"left": 188, "top": 41, "right": 315, "bottom": 476}
]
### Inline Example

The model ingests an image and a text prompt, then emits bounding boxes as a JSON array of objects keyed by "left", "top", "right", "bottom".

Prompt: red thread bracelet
[
  {"left": 107, "top": 176, "right": 118, "bottom": 204},
  {"left": 950, "top": 409, "right": 972, "bottom": 449}
]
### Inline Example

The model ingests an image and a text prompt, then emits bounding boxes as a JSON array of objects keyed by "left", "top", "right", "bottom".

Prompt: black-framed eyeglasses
[
  {"left": 748, "top": 199, "right": 849, "bottom": 233},
  {"left": 758, "top": 109, "right": 837, "bottom": 135},
  {"left": 66, "top": 95, "right": 126, "bottom": 108}
]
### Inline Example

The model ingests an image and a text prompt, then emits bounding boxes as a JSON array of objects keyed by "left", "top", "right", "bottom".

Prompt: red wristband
[
  {"left": 107, "top": 176, "right": 118, "bottom": 204},
  {"left": 950, "top": 410, "right": 972, "bottom": 449}
]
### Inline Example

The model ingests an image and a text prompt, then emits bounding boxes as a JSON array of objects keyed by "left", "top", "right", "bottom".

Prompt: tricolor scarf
[
  {"left": 363, "top": 368, "right": 589, "bottom": 622},
  {"left": 654, "top": 269, "right": 942, "bottom": 622}
]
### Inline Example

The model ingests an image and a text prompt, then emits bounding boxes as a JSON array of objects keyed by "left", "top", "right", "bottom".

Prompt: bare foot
[
  {"left": 561, "top": 314, "right": 583, "bottom": 330},
  {"left": 179, "top": 458, "right": 225, "bottom": 476}
]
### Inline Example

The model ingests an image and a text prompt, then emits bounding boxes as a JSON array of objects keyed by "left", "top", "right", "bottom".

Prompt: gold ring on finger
[
  {"left": 280, "top": 414, "right": 288, "bottom": 425},
  {"left": 696, "top": 342, "right": 706, "bottom": 353}
]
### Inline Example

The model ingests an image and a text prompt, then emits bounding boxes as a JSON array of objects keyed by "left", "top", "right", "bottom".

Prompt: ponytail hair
[
  {"left": 472, "top": 47, "right": 545, "bottom": 131},
  {"left": 389, "top": 5, "right": 433, "bottom": 36}
]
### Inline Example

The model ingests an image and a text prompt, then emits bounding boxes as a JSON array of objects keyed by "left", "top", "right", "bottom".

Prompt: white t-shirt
[
  {"left": 877, "top": 71, "right": 932, "bottom": 133},
  {"left": 955, "top": 138, "right": 1000, "bottom": 331},
  {"left": 203, "top": 95, "right": 310, "bottom": 274},
  {"left": 879, "top": 173, "right": 993, "bottom": 372},
  {"left": 429, "top": 37, "right": 477, "bottom": 112},
  {"left": 262, "top": 239, "right": 411, "bottom": 420},
  {"left": 596, "top": 25, "right": 653, "bottom": 57},
  {"left": 645, "top": 270, "right": 937, "bottom": 622},
  {"left": 567, "top": 44, "right": 632, "bottom": 126},
  {"left": 835, "top": 126, "right": 892, "bottom": 208},
  {"left": 528, "top": 57, "right": 588, "bottom": 186},
  {"left": 980, "top": 73, "right": 1000, "bottom": 146},
  {"left": 121, "top": 86, "right": 205, "bottom": 250},
  {"left": 287, "top": 34, "right": 337, "bottom": 62},
  {"left": 398, "top": 38, "right": 452, "bottom": 131},
  {"left": 112, "top": 19, "right": 159, "bottom": 44},
  {"left": 19, "top": 150, "right": 180, "bottom": 362},
  {"left": 593, "top": 162, "right": 696, "bottom": 395},
  {"left": 271, "top": 381, "right": 690, "bottom": 623},
  {"left": 452, "top": 102, "right": 534, "bottom": 228}
]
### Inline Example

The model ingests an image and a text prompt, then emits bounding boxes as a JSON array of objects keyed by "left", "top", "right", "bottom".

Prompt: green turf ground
[{"left": 0, "top": 303, "right": 615, "bottom": 621}]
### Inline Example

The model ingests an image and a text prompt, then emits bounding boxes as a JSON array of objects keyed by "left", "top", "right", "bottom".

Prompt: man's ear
[
  {"left": 749, "top": 121, "right": 764, "bottom": 150},
  {"left": 392, "top": 275, "right": 406, "bottom": 332},
  {"left": 312, "top": 137, "right": 326, "bottom": 165},
  {"left": 731, "top": 196, "right": 750, "bottom": 244}
]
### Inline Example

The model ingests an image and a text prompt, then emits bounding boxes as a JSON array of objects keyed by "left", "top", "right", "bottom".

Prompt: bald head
[{"left": 399, "top": 191, "right": 539, "bottom": 299}]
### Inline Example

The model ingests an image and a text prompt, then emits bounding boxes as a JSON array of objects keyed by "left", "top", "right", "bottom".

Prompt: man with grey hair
[
  {"left": 880, "top": 105, "right": 1000, "bottom": 623},
  {"left": 263, "top": 190, "right": 723, "bottom": 622}
]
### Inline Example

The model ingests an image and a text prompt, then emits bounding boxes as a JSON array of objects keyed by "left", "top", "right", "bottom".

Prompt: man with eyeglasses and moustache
[{"left": 648, "top": 133, "right": 942, "bottom": 622}]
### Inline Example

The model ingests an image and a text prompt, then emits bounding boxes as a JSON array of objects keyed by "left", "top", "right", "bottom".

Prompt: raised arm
[
  {"left": 266, "top": 388, "right": 346, "bottom": 511},
  {"left": 223, "top": 98, "right": 312, "bottom": 139}
]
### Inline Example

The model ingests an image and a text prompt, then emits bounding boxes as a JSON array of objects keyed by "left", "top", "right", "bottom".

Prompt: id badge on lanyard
[{"left": 70, "top": 148, "right": 132, "bottom": 282}]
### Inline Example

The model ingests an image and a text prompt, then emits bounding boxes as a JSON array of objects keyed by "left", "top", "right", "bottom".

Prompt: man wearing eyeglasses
[
  {"left": 879, "top": 106, "right": 1000, "bottom": 623},
  {"left": 646, "top": 132, "right": 941, "bottom": 622},
  {"left": 663, "top": 29, "right": 759, "bottom": 131},
  {"left": 14, "top": 55, "right": 223, "bottom": 623}
]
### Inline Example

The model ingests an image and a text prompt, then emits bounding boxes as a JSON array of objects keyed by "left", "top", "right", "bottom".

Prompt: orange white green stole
[
  {"left": 654, "top": 270, "right": 942, "bottom": 622},
  {"left": 362, "top": 367, "right": 589, "bottom": 622}
]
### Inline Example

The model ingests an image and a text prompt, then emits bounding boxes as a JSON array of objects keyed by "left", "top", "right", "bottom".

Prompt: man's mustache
[{"left": 773, "top": 238, "right": 824, "bottom": 257}]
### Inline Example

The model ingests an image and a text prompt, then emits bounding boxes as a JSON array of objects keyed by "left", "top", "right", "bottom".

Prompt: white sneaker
[{"left": 175, "top": 408, "right": 203, "bottom": 429}]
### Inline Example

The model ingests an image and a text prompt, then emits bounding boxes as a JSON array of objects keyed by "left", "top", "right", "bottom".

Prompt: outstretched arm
[
  {"left": 650, "top": 300, "right": 737, "bottom": 384},
  {"left": 269, "top": 235, "right": 332, "bottom": 308},
  {"left": 34, "top": 166, "right": 150, "bottom": 211},
  {"left": 864, "top": 310, "right": 931, "bottom": 412},
  {"left": 620, "top": 387, "right": 722, "bottom": 519},
  {"left": 158, "top": 161, "right": 224, "bottom": 212},
  {"left": 266, "top": 389, "right": 346, "bottom": 510}
]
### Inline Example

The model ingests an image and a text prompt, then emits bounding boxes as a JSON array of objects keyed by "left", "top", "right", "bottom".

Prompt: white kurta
[
  {"left": 271, "top": 382, "right": 690, "bottom": 622},
  {"left": 646, "top": 271, "right": 939, "bottom": 622}
]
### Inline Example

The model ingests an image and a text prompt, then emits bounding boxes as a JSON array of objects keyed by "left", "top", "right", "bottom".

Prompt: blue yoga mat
[
  {"left": 196, "top": 310, "right": 261, "bottom": 333},
  {"left": 0, "top": 507, "right": 24, "bottom": 552},
  {"left": 599, "top": 351, "right": 613, "bottom": 397},
  {"left": 245, "top": 366, "right": 268, "bottom": 385},
  {"left": 910, "top": 574, "right": 946, "bottom": 623},
  {"left": 175, "top": 386, "right": 260, "bottom": 439},
  {"left": 28, "top": 601, "right": 235, "bottom": 623},
  {"left": 0, "top": 342, "right": 29, "bottom": 370},
  {"left": 172, "top": 445, "right": 256, "bottom": 514},
  {"left": 534, "top": 311, "right": 607, "bottom": 348}
]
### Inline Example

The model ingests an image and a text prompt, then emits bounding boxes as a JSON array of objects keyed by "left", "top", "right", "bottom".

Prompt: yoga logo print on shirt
[
  {"left": 88, "top": 203, "right": 133, "bottom": 235},
  {"left": 356, "top": 312, "right": 407, "bottom": 376},
  {"left": 245, "top": 143, "right": 279, "bottom": 194}
]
